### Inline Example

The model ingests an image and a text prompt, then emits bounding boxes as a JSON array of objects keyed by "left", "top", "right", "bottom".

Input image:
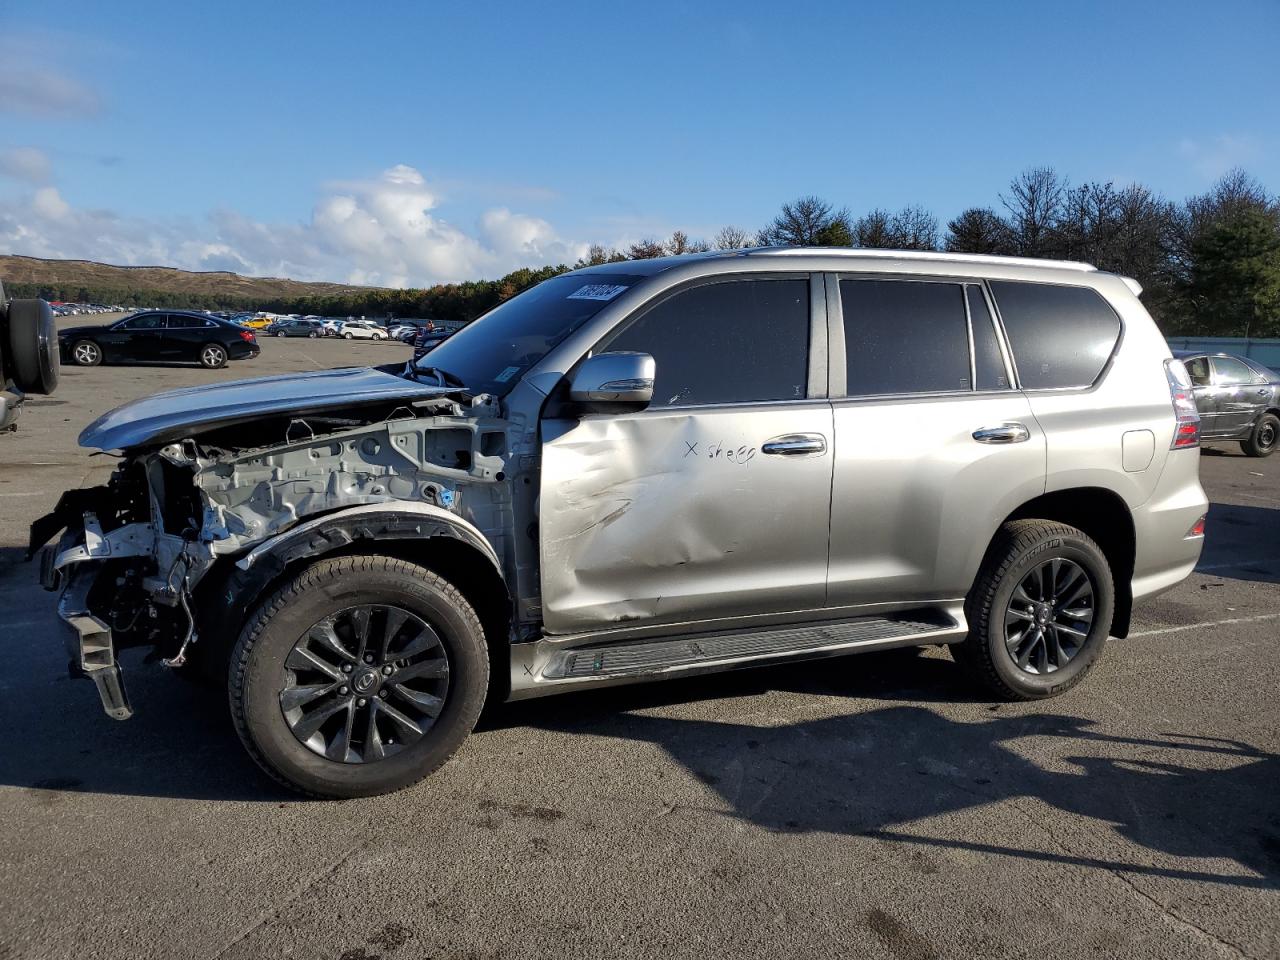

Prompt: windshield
[{"left": 414, "top": 273, "right": 640, "bottom": 396}]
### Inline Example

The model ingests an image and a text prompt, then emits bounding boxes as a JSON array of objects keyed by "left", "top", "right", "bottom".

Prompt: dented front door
[{"left": 539, "top": 401, "right": 834, "bottom": 635}]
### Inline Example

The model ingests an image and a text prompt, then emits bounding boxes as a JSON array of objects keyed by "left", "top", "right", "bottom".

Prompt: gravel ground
[{"left": 0, "top": 325, "right": 1276, "bottom": 960}]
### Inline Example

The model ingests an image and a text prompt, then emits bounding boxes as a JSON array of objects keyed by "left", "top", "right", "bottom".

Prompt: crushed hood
[{"left": 79, "top": 366, "right": 458, "bottom": 450}]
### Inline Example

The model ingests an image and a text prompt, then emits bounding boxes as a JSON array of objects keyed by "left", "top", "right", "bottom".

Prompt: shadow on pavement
[
  {"left": 502, "top": 651, "right": 1280, "bottom": 891},
  {"left": 1195, "top": 501, "right": 1280, "bottom": 585}
]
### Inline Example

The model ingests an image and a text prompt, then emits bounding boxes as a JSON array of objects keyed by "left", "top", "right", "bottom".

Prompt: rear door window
[
  {"left": 1212, "top": 356, "right": 1262, "bottom": 385},
  {"left": 605, "top": 277, "right": 810, "bottom": 406},
  {"left": 988, "top": 281, "right": 1121, "bottom": 389},
  {"left": 840, "top": 279, "right": 971, "bottom": 395}
]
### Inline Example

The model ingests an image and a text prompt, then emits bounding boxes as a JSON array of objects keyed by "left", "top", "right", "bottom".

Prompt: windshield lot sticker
[
  {"left": 494, "top": 366, "right": 522, "bottom": 383},
  {"left": 568, "top": 284, "right": 628, "bottom": 301}
]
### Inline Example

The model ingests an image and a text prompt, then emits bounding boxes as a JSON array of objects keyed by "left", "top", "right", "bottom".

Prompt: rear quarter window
[{"left": 988, "top": 281, "right": 1121, "bottom": 389}]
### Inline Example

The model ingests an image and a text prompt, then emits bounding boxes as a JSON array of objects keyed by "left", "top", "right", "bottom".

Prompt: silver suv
[{"left": 31, "top": 249, "right": 1208, "bottom": 797}]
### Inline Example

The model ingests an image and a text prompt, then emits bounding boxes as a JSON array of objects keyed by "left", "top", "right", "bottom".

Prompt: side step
[{"left": 538, "top": 612, "right": 964, "bottom": 682}]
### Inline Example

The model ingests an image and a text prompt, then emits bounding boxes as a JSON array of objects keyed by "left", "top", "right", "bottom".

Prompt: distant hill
[
  {"left": 0, "top": 254, "right": 572, "bottom": 323},
  {"left": 0, "top": 255, "right": 386, "bottom": 308}
]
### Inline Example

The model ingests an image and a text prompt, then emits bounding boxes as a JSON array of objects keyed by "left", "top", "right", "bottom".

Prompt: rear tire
[
  {"left": 199, "top": 343, "right": 228, "bottom": 368},
  {"left": 229, "top": 555, "right": 489, "bottom": 798},
  {"left": 1242, "top": 413, "right": 1279, "bottom": 458},
  {"left": 343, "top": 332, "right": 354, "bottom": 339},
  {"left": 952, "top": 520, "right": 1113, "bottom": 701}
]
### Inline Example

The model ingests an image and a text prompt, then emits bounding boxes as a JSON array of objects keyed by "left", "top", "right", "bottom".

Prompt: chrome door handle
[
  {"left": 973, "top": 422, "right": 1030, "bottom": 444},
  {"left": 762, "top": 433, "right": 827, "bottom": 456}
]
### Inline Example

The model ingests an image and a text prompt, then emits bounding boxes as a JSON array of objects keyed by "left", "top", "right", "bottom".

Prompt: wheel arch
[
  {"left": 995, "top": 487, "right": 1136, "bottom": 638},
  {"left": 192, "top": 507, "right": 513, "bottom": 698}
]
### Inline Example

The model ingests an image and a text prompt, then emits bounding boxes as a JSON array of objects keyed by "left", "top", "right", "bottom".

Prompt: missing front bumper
[{"left": 56, "top": 564, "right": 132, "bottom": 720}]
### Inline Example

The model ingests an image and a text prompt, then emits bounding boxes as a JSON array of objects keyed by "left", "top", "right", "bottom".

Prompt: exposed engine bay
[{"left": 31, "top": 389, "right": 516, "bottom": 699}]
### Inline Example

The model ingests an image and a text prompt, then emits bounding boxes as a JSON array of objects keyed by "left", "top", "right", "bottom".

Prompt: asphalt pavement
[{"left": 0, "top": 325, "right": 1276, "bottom": 960}]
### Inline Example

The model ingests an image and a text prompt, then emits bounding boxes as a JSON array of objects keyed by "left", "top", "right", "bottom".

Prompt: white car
[
  {"left": 320, "top": 319, "right": 345, "bottom": 337},
  {"left": 340, "top": 321, "right": 387, "bottom": 340},
  {"left": 388, "top": 324, "right": 416, "bottom": 341}
]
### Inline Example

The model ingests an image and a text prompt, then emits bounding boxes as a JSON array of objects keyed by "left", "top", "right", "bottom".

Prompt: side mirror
[{"left": 569, "top": 352, "right": 655, "bottom": 406}]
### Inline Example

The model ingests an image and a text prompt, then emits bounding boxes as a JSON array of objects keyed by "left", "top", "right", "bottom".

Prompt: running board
[{"left": 509, "top": 610, "right": 967, "bottom": 699}]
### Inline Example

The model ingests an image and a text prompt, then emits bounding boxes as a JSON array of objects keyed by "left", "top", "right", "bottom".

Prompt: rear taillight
[
  {"left": 1164, "top": 358, "right": 1200, "bottom": 449},
  {"left": 1187, "top": 515, "right": 1206, "bottom": 538},
  {"left": 239, "top": 330, "right": 255, "bottom": 342}
]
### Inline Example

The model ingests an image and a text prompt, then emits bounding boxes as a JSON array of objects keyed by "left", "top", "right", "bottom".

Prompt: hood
[
  {"left": 58, "top": 325, "right": 106, "bottom": 339},
  {"left": 79, "top": 366, "right": 458, "bottom": 450}
]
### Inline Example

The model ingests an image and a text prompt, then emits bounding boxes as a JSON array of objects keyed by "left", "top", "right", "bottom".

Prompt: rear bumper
[
  {"left": 229, "top": 341, "right": 260, "bottom": 360},
  {"left": 1131, "top": 448, "right": 1208, "bottom": 604}
]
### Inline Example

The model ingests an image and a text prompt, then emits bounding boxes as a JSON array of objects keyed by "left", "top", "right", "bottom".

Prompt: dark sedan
[
  {"left": 266, "top": 318, "right": 323, "bottom": 338},
  {"left": 59, "top": 311, "right": 260, "bottom": 369},
  {"left": 1175, "top": 350, "right": 1280, "bottom": 457}
]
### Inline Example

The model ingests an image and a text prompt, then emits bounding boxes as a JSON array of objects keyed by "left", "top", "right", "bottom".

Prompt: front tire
[
  {"left": 1242, "top": 413, "right": 1279, "bottom": 458},
  {"left": 953, "top": 520, "right": 1113, "bottom": 701},
  {"left": 71, "top": 339, "right": 102, "bottom": 366},
  {"left": 229, "top": 555, "right": 489, "bottom": 798}
]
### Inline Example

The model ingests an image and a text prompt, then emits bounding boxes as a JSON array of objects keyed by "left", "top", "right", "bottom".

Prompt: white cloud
[
  {"left": 1177, "top": 134, "right": 1262, "bottom": 182},
  {"left": 0, "top": 146, "right": 52, "bottom": 183},
  {"left": 0, "top": 64, "right": 101, "bottom": 117},
  {"left": 0, "top": 164, "right": 590, "bottom": 287}
]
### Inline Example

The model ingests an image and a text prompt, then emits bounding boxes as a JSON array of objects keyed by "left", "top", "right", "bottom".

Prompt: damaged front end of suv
[{"left": 30, "top": 364, "right": 515, "bottom": 720}]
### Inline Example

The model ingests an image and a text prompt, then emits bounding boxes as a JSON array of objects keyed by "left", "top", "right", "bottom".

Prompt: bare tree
[
  {"left": 665, "top": 230, "right": 692, "bottom": 256},
  {"left": 853, "top": 208, "right": 893, "bottom": 248},
  {"left": 759, "top": 196, "right": 852, "bottom": 246},
  {"left": 714, "top": 226, "right": 752, "bottom": 249},
  {"left": 944, "top": 207, "right": 1014, "bottom": 254},
  {"left": 890, "top": 205, "right": 939, "bottom": 250},
  {"left": 1001, "top": 167, "right": 1066, "bottom": 257},
  {"left": 853, "top": 206, "right": 938, "bottom": 250},
  {"left": 626, "top": 238, "right": 666, "bottom": 259}
]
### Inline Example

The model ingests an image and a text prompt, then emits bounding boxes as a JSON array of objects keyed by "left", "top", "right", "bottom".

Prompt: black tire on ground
[
  {"left": 1242, "top": 413, "right": 1279, "bottom": 458},
  {"left": 952, "top": 519, "right": 1113, "bottom": 701},
  {"left": 6, "top": 299, "right": 59, "bottom": 394},
  {"left": 308, "top": 332, "right": 317, "bottom": 338},
  {"left": 343, "top": 332, "right": 354, "bottom": 339},
  {"left": 199, "top": 343, "right": 228, "bottom": 368},
  {"left": 229, "top": 555, "right": 489, "bottom": 798},
  {"left": 71, "top": 339, "right": 102, "bottom": 366}
]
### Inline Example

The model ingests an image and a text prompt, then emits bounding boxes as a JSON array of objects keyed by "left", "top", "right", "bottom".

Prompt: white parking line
[{"left": 1129, "top": 612, "right": 1280, "bottom": 638}]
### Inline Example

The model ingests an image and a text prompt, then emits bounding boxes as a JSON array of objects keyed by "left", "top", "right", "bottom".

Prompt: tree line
[{"left": 11, "top": 167, "right": 1278, "bottom": 336}]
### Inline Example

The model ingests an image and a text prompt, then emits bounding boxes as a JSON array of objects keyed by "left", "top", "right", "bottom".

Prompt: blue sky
[{"left": 1, "top": 0, "right": 1277, "bottom": 286}]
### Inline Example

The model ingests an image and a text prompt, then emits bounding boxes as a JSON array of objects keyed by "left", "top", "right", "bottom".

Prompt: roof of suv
[{"left": 571, "top": 246, "right": 1099, "bottom": 278}]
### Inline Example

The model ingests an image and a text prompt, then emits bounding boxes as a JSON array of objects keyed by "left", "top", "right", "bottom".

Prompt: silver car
[
  {"left": 1174, "top": 351, "right": 1280, "bottom": 457},
  {"left": 32, "top": 249, "right": 1208, "bottom": 797}
]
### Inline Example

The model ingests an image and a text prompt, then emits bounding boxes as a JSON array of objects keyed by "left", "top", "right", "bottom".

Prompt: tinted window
[
  {"left": 988, "top": 281, "right": 1120, "bottom": 389},
  {"left": 1212, "top": 356, "right": 1261, "bottom": 385},
  {"left": 967, "top": 285, "right": 1009, "bottom": 390},
  {"left": 120, "top": 314, "right": 165, "bottom": 330},
  {"left": 606, "top": 278, "right": 809, "bottom": 406},
  {"left": 1184, "top": 356, "right": 1211, "bottom": 386},
  {"left": 840, "top": 279, "right": 970, "bottom": 396},
  {"left": 166, "top": 315, "right": 214, "bottom": 329}
]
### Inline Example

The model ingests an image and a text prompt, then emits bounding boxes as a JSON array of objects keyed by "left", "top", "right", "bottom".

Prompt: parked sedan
[
  {"left": 1175, "top": 351, "right": 1280, "bottom": 457},
  {"left": 268, "top": 318, "right": 323, "bottom": 338},
  {"left": 59, "top": 311, "right": 260, "bottom": 369}
]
